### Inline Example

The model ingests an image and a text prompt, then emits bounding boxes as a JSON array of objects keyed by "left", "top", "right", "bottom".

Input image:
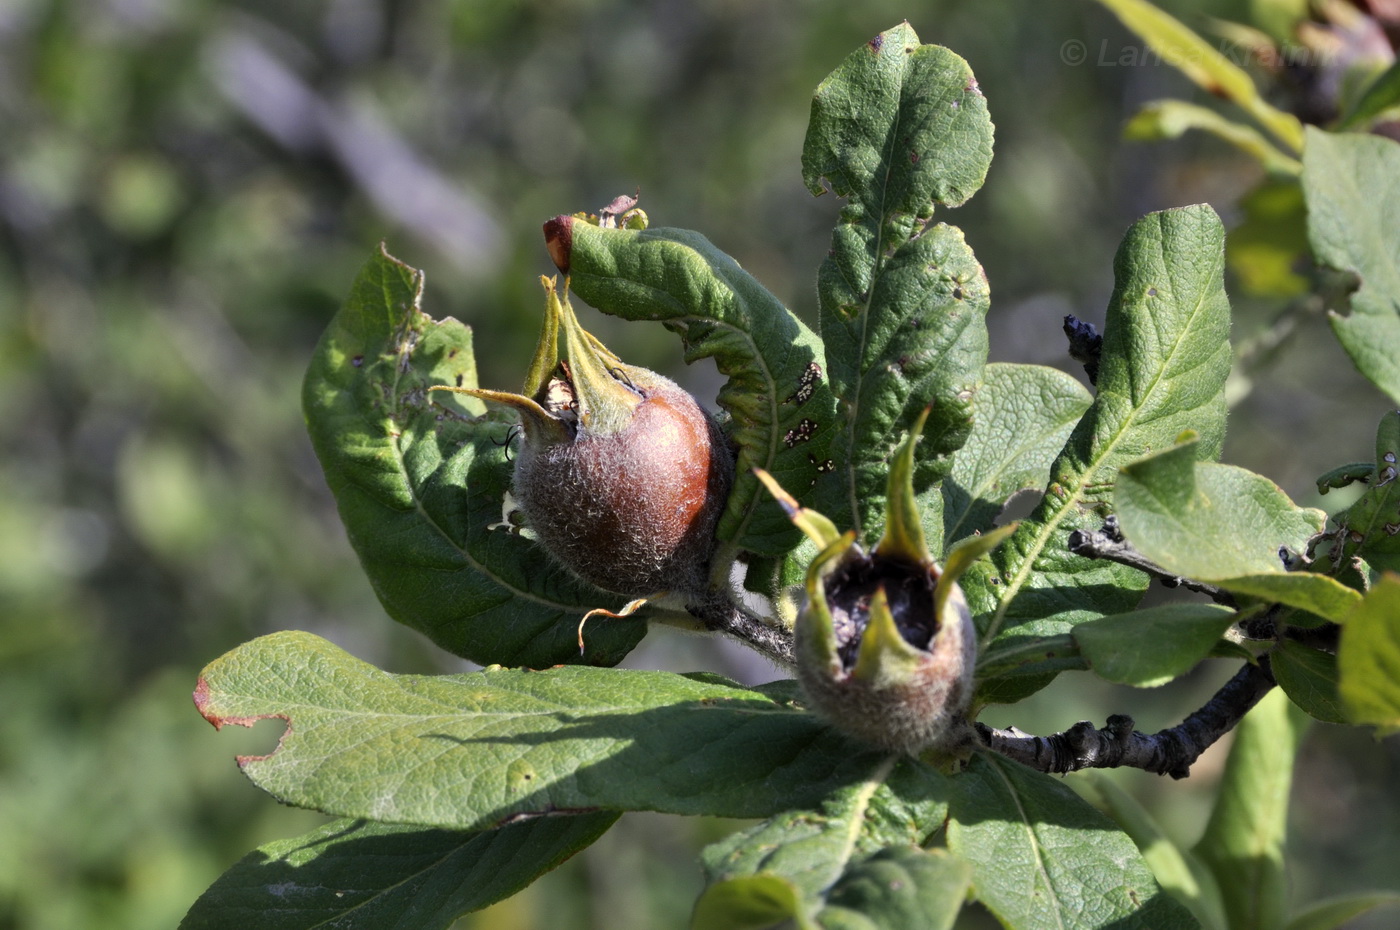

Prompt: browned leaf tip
[{"left": 543, "top": 214, "right": 573, "bottom": 273}]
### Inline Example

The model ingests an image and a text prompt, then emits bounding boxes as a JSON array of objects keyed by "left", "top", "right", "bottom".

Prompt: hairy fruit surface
[{"left": 445, "top": 277, "right": 733, "bottom": 600}]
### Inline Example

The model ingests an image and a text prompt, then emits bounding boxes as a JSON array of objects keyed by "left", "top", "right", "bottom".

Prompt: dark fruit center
[{"left": 825, "top": 554, "right": 938, "bottom": 668}]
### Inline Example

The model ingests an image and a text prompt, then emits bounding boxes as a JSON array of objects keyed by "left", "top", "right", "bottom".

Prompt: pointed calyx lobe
[{"left": 438, "top": 276, "right": 734, "bottom": 600}]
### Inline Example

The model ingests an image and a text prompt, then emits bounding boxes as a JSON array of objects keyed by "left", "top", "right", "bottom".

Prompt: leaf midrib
[{"left": 982, "top": 227, "right": 1222, "bottom": 647}]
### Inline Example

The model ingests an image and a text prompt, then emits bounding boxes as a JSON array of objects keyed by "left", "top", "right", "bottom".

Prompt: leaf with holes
[
  {"left": 801, "top": 22, "right": 995, "bottom": 543},
  {"left": 195, "top": 631, "right": 892, "bottom": 830},
  {"left": 302, "top": 247, "right": 644, "bottom": 667}
]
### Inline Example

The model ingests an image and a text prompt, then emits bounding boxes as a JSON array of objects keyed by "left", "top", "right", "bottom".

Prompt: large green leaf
[
  {"left": 975, "top": 206, "right": 1232, "bottom": 689},
  {"left": 1193, "top": 689, "right": 1308, "bottom": 930},
  {"left": 942, "top": 363, "right": 1092, "bottom": 546},
  {"left": 303, "top": 247, "right": 644, "bottom": 668},
  {"left": 1327, "top": 410, "right": 1400, "bottom": 574},
  {"left": 1073, "top": 604, "right": 1236, "bottom": 688},
  {"left": 947, "top": 754, "right": 1198, "bottom": 930},
  {"left": 801, "top": 22, "right": 994, "bottom": 541},
  {"left": 180, "top": 813, "right": 617, "bottom": 930},
  {"left": 697, "top": 758, "right": 950, "bottom": 928},
  {"left": 195, "top": 631, "right": 889, "bottom": 830},
  {"left": 1115, "top": 439, "right": 1357, "bottom": 623},
  {"left": 1338, "top": 572, "right": 1400, "bottom": 735},
  {"left": 561, "top": 221, "right": 836, "bottom": 560},
  {"left": 1303, "top": 128, "right": 1400, "bottom": 404}
]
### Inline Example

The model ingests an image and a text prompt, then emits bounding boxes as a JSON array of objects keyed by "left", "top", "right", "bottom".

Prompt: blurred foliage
[{"left": 1, "top": 0, "right": 1396, "bottom": 927}]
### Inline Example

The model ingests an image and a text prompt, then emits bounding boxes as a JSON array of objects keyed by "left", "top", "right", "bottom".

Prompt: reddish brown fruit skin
[{"left": 514, "top": 373, "right": 733, "bottom": 597}]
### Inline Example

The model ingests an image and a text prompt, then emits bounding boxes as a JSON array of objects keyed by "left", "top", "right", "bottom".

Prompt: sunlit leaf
[{"left": 195, "top": 631, "right": 888, "bottom": 830}]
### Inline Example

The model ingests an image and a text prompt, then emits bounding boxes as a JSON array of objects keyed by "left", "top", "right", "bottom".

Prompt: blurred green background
[{"left": 2, "top": 0, "right": 1397, "bottom": 927}]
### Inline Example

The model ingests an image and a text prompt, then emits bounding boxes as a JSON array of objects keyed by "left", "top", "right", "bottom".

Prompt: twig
[
  {"left": 975, "top": 656, "right": 1275, "bottom": 779},
  {"left": 688, "top": 593, "right": 795, "bottom": 666},
  {"left": 1067, "top": 516, "right": 1236, "bottom": 606}
]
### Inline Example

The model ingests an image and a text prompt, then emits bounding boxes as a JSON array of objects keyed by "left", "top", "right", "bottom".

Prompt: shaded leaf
[
  {"left": 303, "top": 247, "right": 643, "bottom": 668},
  {"left": 1092, "top": 0, "right": 1305, "bottom": 151},
  {"left": 691, "top": 875, "right": 813, "bottom": 930},
  {"left": 977, "top": 206, "right": 1231, "bottom": 694},
  {"left": 180, "top": 813, "right": 617, "bottom": 930},
  {"left": 562, "top": 221, "right": 836, "bottom": 560},
  {"left": 700, "top": 758, "right": 948, "bottom": 925},
  {"left": 1074, "top": 604, "right": 1236, "bottom": 688},
  {"left": 802, "top": 22, "right": 994, "bottom": 541},
  {"left": 817, "top": 847, "right": 970, "bottom": 930},
  {"left": 947, "top": 754, "right": 1198, "bottom": 930},
  {"left": 1303, "top": 128, "right": 1400, "bottom": 404},
  {"left": 1338, "top": 573, "right": 1400, "bottom": 734},
  {"left": 195, "top": 631, "right": 888, "bottom": 830},
  {"left": 1271, "top": 639, "right": 1347, "bottom": 724},
  {"left": 1083, "top": 774, "right": 1228, "bottom": 930},
  {"left": 1193, "top": 689, "right": 1308, "bottom": 930},
  {"left": 942, "top": 363, "right": 1091, "bottom": 546}
]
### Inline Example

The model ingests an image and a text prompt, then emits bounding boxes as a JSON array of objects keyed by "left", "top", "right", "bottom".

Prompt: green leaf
[
  {"left": 303, "top": 246, "right": 644, "bottom": 668},
  {"left": 1283, "top": 892, "right": 1400, "bottom": 930},
  {"left": 1124, "top": 100, "right": 1301, "bottom": 175},
  {"left": 1083, "top": 774, "right": 1228, "bottom": 930},
  {"left": 1271, "top": 639, "right": 1347, "bottom": 724},
  {"left": 1303, "top": 128, "right": 1400, "bottom": 404},
  {"left": 979, "top": 205, "right": 1231, "bottom": 680},
  {"left": 816, "top": 847, "right": 970, "bottom": 930},
  {"left": 1327, "top": 410, "right": 1400, "bottom": 574},
  {"left": 699, "top": 758, "right": 948, "bottom": 926},
  {"left": 195, "top": 631, "right": 889, "bottom": 830},
  {"left": 1193, "top": 689, "right": 1308, "bottom": 930},
  {"left": 1074, "top": 604, "right": 1236, "bottom": 688},
  {"left": 1092, "top": 0, "right": 1305, "bottom": 152},
  {"left": 947, "top": 754, "right": 1198, "bottom": 930},
  {"left": 180, "top": 813, "right": 617, "bottom": 930},
  {"left": 561, "top": 221, "right": 836, "bottom": 560},
  {"left": 691, "top": 875, "right": 814, "bottom": 930},
  {"left": 802, "top": 22, "right": 994, "bottom": 541},
  {"left": 1115, "top": 439, "right": 1358, "bottom": 622},
  {"left": 1337, "top": 58, "right": 1400, "bottom": 130},
  {"left": 942, "top": 363, "right": 1092, "bottom": 546},
  {"left": 1338, "top": 573, "right": 1400, "bottom": 734}
]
